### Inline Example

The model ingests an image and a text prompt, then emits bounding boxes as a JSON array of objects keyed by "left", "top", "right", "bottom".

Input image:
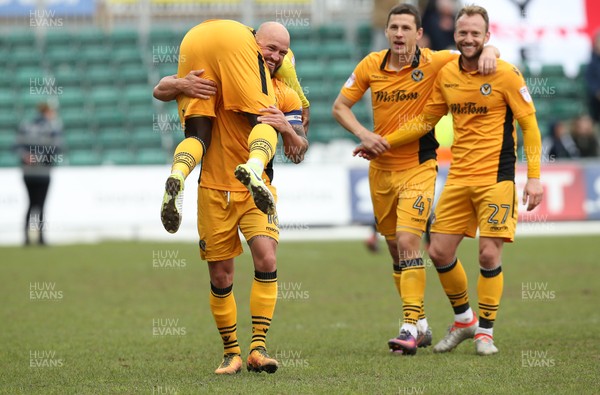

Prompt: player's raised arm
[
  {"left": 258, "top": 105, "right": 307, "bottom": 164},
  {"left": 332, "top": 94, "right": 390, "bottom": 156},
  {"left": 153, "top": 70, "right": 217, "bottom": 102},
  {"left": 274, "top": 52, "right": 311, "bottom": 133}
]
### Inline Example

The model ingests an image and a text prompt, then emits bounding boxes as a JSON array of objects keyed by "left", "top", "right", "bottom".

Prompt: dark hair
[
  {"left": 456, "top": 5, "right": 489, "bottom": 33},
  {"left": 386, "top": 4, "right": 422, "bottom": 30}
]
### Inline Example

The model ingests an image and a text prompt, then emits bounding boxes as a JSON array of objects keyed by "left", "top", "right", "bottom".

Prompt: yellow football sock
[
  {"left": 400, "top": 259, "right": 426, "bottom": 325},
  {"left": 436, "top": 258, "right": 469, "bottom": 310},
  {"left": 171, "top": 137, "right": 205, "bottom": 179},
  {"left": 419, "top": 299, "right": 426, "bottom": 321},
  {"left": 249, "top": 270, "right": 277, "bottom": 350},
  {"left": 478, "top": 266, "right": 503, "bottom": 327},
  {"left": 247, "top": 124, "right": 277, "bottom": 174},
  {"left": 209, "top": 283, "right": 241, "bottom": 355}
]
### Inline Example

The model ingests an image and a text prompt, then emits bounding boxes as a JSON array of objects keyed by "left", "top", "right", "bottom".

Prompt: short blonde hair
[{"left": 456, "top": 5, "right": 489, "bottom": 32}]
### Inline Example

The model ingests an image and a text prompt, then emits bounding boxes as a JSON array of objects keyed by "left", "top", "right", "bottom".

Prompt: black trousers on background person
[{"left": 24, "top": 175, "right": 50, "bottom": 245}]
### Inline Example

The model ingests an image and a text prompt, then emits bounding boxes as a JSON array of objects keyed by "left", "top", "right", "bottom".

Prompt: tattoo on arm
[{"left": 292, "top": 124, "right": 307, "bottom": 140}]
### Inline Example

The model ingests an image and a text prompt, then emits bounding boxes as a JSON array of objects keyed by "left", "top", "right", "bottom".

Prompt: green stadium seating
[
  {"left": 109, "top": 28, "right": 139, "bottom": 48},
  {"left": 0, "top": 90, "right": 14, "bottom": 110},
  {"left": 98, "top": 128, "right": 130, "bottom": 148},
  {"left": 61, "top": 107, "right": 90, "bottom": 129},
  {"left": 85, "top": 67, "right": 115, "bottom": 88},
  {"left": 53, "top": 66, "right": 84, "bottom": 88},
  {"left": 128, "top": 108, "right": 154, "bottom": 127},
  {"left": 93, "top": 109, "right": 126, "bottom": 128},
  {"left": 64, "top": 131, "right": 96, "bottom": 149},
  {"left": 290, "top": 42, "right": 321, "bottom": 61},
  {"left": 75, "top": 28, "right": 107, "bottom": 47},
  {"left": 45, "top": 30, "right": 75, "bottom": 49},
  {"left": 551, "top": 99, "right": 583, "bottom": 119},
  {"left": 540, "top": 64, "right": 565, "bottom": 77},
  {"left": 103, "top": 148, "right": 135, "bottom": 165},
  {"left": 89, "top": 87, "right": 121, "bottom": 109},
  {"left": 0, "top": 112, "right": 20, "bottom": 130},
  {"left": 132, "top": 127, "right": 162, "bottom": 148},
  {"left": 322, "top": 42, "right": 355, "bottom": 61},
  {"left": 7, "top": 49, "right": 43, "bottom": 69},
  {"left": 112, "top": 48, "right": 144, "bottom": 67},
  {"left": 288, "top": 27, "right": 313, "bottom": 42},
  {"left": 328, "top": 61, "right": 356, "bottom": 84},
  {"left": 317, "top": 25, "right": 345, "bottom": 41},
  {"left": 5, "top": 30, "right": 35, "bottom": 49},
  {"left": 0, "top": 150, "right": 19, "bottom": 167},
  {"left": 46, "top": 46, "right": 80, "bottom": 67},
  {"left": 117, "top": 65, "right": 150, "bottom": 86},
  {"left": 125, "top": 85, "right": 153, "bottom": 108},
  {"left": 296, "top": 61, "right": 326, "bottom": 85},
  {"left": 68, "top": 149, "right": 102, "bottom": 166},
  {"left": 0, "top": 133, "right": 15, "bottom": 150},
  {"left": 79, "top": 46, "right": 111, "bottom": 67},
  {"left": 137, "top": 148, "right": 168, "bottom": 165}
]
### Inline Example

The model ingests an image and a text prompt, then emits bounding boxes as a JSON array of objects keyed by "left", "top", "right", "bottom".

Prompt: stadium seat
[
  {"left": 68, "top": 149, "right": 102, "bottom": 166},
  {"left": 328, "top": 61, "right": 356, "bottom": 85},
  {"left": 288, "top": 27, "right": 313, "bottom": 42},
  {"left": 0, "top": 133, "right": 15, "bottom": 150},
  {"left": 7, "top": 49, "right": 43, "bottom": 69},
  {"left": 108, "top": 27, "right": 139, "bottom": 48},
  {"left": 5, "top": 30, "right": 35, "bottom": 49},
  {"left": 551, "top": 99, "right": 583, "bottom": 119},
  {"left": 112, "top": 48, "right": 144, "bottom": 67},
  {"left": 45, "top": 30, "right": 75, "bottom": 49},
  {"left": 128, "top": 108, "right": 154, "bottom": 128},
  {"left": 317, "top": 25, "right": 345, "bottom": 42},
  {"left": 103, "top": 148, "right": 136, "bottom": 165},
  {"left": 64, "top": 132, "right": 96, "bottom": 150},
  {"left": 296, "top": 61, "right": 326, "bottom": 85},
  {"left": 290, "top": 42, "right": 322, "bottom": 62},
  {"left": 53, "top": 66, "right": 84, "bottom": 88},
  {"left": 322, "top": 42, "right": 355, "bottom": 61},
  {"left": 0, "top": 111, "right": 20, "bottom": 131},
  {"left": 118, "top": 65, "right": 150, "bottom": 86},
  {"left": 79, "top": 46, "right": 112, "bottom": 67},
  {"left": 89, "top": 87, "right": 122, "bottom": 109},
  {"left": 149, "top": 27, "right": 178, "bottom": 47},
  {"left": 93, "top": 109, "right": 126, "bottom": 128},
  {"left": 540, "top": 64, "right": 565, "bottom": 77},
  {"left": 98, "top": 128, "right": 131, "bottom": 148},
  {"left": 125, "top": 85, "right": 153, "bottom": 108},
  {"left": 0, "top": 150, "right": 19, "bottom": 167},
  {"left": 86, "top": 66, "right": 117, "bottom": 88},
  {"left": 61, "top": 108, "right": 90, "bottom": 129},
  {"left": 137, "top": 148, "right": 169, "bottom": 165},
  {"left": 75, "top": 27, "right": 107, "bottom": 47},
  {"left": 0, "top": 90, "right": 14, "bottom": 110},
  {"left": 132, "top": 127, "right": 162, "bottom": 148},
  {"left": 46, "top": 46, "right": 80, "bottom": 68}
]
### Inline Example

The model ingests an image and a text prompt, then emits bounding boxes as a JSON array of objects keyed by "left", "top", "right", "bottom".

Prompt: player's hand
[
  {"left": 522, "top": 178, "right": 543, "bottom": 211},
  {"left": 258, "top": 106, "right": 291, "bottom": 134},
  {"left": 478, "top": 46, "right": 497, "bottom": 75},
  {"left": 359, "top": 132, "right": 390, "bottom": 156},
  {"left": 352, "top": 144, "right": 377, "bottom": 160},
  {"left": 302, "top": 106, "right": 310, "bottom": 135},
  {"left": 180, "top": 70, "right": 217, "bottom": 99}
]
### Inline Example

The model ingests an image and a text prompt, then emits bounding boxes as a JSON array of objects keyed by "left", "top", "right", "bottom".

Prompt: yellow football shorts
[
  {"left": 431, "top": 180, "right": 518, "bottom": 242},
  {"left": 369, "top": 159, "right": 437, "bottom": 239},
  {"left": 197, "top": 186, "right": 279, "bottom": 262},
  {"left": 177, "top": 19, "right": 275, "bottom": 125}
]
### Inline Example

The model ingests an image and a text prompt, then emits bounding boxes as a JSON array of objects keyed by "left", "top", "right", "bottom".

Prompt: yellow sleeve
[
  {"left": 385, "top": 113, "right": 443, "bottom": 148},
  {"left": 274, "top": 51, "right": 310, "bottom": 109},
  {"left": 517, "top": 113, "right": 542, "bottom": 179}
]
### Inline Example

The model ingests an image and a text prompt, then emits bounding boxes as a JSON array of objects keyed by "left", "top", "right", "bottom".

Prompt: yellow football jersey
[
  {"left": 424, "top": 59, "right": 536, "bottom": 186},
  {"left": 340, "top": 47, "right": 457, "bottom": 171},
  {"left": 200, "top": 78, "right": 302, "bottom": 191}
]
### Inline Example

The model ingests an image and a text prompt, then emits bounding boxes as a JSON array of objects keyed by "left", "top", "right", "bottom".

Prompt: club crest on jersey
[
  {"left": 411, "top": 69, "right": 424, "bottom": 82},
  {"left": 480, "top": 83, "right": 492, "bottom": 96}
]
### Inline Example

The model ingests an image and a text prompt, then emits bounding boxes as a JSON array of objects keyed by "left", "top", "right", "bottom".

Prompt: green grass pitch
[{"left": 1, "top": 236, "right": 598, "bottom": 394}]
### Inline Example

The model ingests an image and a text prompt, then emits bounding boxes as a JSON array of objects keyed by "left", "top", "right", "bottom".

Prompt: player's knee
[
  {"left": 478, "top": 246, "right": 501, "bottom": 268},
  {"left": 396, "top": 232, "right": 421, "bottom": 257},
  {"left": 427, "top": 243, "right": 449, "bottom": 266}
]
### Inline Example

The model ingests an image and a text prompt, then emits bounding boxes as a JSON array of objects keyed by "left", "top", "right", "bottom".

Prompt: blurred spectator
[
  {"left": 571, "top": 114, "right": 599, "bottom": 158},
  {"left": 544, "top": 120, "right": 580, "bottom": 160},
  {"left": 16, "top": 102, "right": 63, "bottom": 246},
  {"left": 585, "top": 30, "right": 600, "bottom": 123},
  {"left": 421, "top": 0, "right": 458, "bottom": 50},
  {"left": 371, "top": 0, "right": 403, "bottom": 51}
]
